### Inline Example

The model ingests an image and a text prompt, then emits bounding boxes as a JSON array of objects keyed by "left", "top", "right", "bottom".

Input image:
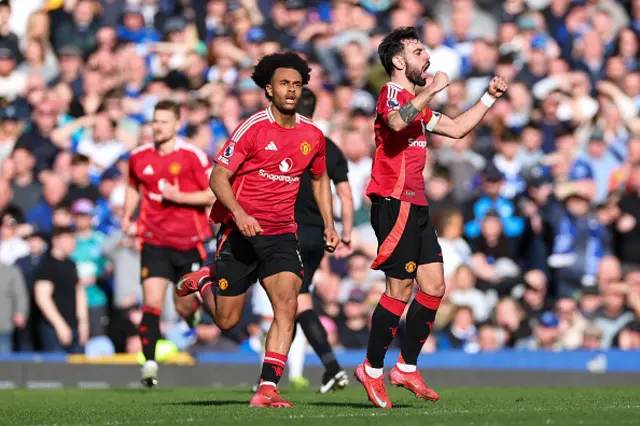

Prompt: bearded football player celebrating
[
  {"left": 356, "top": 27, "right": 507, "bottom": 408},
  {"left": 123, "top": 100, "right": 215, "bottom": 387},
  {"left": 175, "top": 52, "right": 339, "bottom": 408}
]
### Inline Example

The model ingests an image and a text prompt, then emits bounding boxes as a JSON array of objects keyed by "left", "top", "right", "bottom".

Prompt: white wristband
[{"left": 481, "top": 92, "right": 496, "bottom": 108}]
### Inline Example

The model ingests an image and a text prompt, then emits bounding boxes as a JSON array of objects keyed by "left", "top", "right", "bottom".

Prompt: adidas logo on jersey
[
  {"left": 265, "top": 141, "right": 278, "bottom": 151},
  {"left": 143, "top": 165, "right": 154, "bottom": 175}
]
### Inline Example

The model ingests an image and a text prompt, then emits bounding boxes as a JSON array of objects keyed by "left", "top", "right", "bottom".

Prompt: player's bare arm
[
  {"left": 432, "top": 76, "right": 508, "bottom": 139},
  {"left": 310, "top": 171, "right": 339, "bottom": 252},
  {"left": 334, "top": 181, "right": 354, "bottom": 258},
  {"left": 161, "top": 183, "right": 215, "bottom": 206},
  {"left": 34, "top": 280, "right": 73, "bottom": 346},
  {"left": 210, "top": 164, "right": 262, "bottom": 237},
  {"left": 386, "top": 71, "right": 450, "bottom": 132},
  {"left": 76, "top": 279, "right": 89, "bottom": 346},
  {"left": 122, "top": 182, "right": 140, "bottom": 232}
]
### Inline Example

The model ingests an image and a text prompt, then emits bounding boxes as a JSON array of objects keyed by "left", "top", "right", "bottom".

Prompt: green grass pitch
[{"left": 1, "top": 387, "right": 639, "bottom": 426}]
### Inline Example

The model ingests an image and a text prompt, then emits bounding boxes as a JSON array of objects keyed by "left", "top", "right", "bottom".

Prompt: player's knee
[
  {"left": 175, "top": 300, "right": 196, "bottom": 319},
  {"left": 422, "top": 276, "right": 446, "bottom": 298},
  {"left": 296, "top": 293, "right": 312, "bottom": 314},
  {"left": 215, "top": 312, "right": 241, "bottom": 331},
  {"left": 143, "top": 293, "right": 164, "bottom": 310},
  {"left": 142, "top": 279, "right": 168, "bottom": 308},
  {"left": 386, "top": 278, "right": 413, "bottom": 302},
  {"left": 273, "top": 294, "right": 298, "bottom": 324},
  {"left": 417, "top": 263, "right": 446, "bottom": 298}
]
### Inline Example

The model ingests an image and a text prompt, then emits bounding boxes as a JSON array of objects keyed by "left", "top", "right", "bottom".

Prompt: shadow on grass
[
  {"left": 308, "top": 401, "right": 411, "bottom": 409},
  {"left": 165, "top": 400, "right": 248, "bottom": 407},
  {"left": 165, "top": 400, "right": 411, "bottom": 409}
]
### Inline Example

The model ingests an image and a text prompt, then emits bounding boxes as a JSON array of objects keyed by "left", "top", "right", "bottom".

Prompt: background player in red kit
[
  {"left": 356, "top": 27, "right": 508, "bottom": 408},
  {"left": 175, "top": 52, "right": 339, "bottom": 408},
  {"left": 123, "top": 100, "right": 214, "bottom": 387}
]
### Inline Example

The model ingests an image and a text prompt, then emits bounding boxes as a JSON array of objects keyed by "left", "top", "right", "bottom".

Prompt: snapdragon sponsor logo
[
  {"left": 408, "top": 138, "right": 427, "bottom": 148},
  {"left": 258, "top": 169, "right": 300, "bottom": 183}
]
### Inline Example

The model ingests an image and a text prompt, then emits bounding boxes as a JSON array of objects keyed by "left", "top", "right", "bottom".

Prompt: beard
[
  {"left": 154, "top": 132, "right": 173, "bottom": 144},
  {"left": 406, "top": 65, "right": 426, "bottom": 87}
]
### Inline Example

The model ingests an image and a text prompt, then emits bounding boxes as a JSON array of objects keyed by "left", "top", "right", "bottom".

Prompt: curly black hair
[
  {"left": 378, "top": 27, "right": 421, "bottom": 76},
  {"left": 251, "top": 52, "right": 311, "bottom": 99}
]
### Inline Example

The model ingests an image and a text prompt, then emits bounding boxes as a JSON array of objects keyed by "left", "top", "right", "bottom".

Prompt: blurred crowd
[{"left": 0, "top": 0, "right": 639, "bottom": 356}]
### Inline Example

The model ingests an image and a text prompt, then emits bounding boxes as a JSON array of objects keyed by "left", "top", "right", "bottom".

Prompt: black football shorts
[
  {"left": 370, "top": 196, "right": 442, "bottom": 279},
  {"left": 140, "top": 243, "right": 204, "bottom": 284},
  {"left": 212, "top": 225, "right": 304, "bottom": 296},
  {"left": 296, "top": 225, "right": 325, "bottom": 294}
]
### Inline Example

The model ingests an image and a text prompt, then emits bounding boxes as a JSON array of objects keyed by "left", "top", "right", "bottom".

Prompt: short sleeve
[
  {"left": 214, "top": 120, "right": 256, "bottom": 174},
  {"left": 619, "top": 195, "right": 634, "bottom": 214},
  {"left": 34, "top": 260, "right": 51, "bottom": 282},
  {"left": 71, "top": 261, "right": 79, "bottom": 285},
  {"left": 377, "top": 84, "right": 402, "bottom": 123},
  {"left": 189, "top": 148, "right": 213, "bottom": 190},
  {"left": 469, "top": 238, "right": 485, "bottom": 254},
  {"left": 127, "top": 155, "right": 139, "bottom": 187},
  {"left": 326, "top": 139, "right": 348, "bottom": 184},
  {"left": 309, "top": 134, "right": 327, "bottom": 176}
]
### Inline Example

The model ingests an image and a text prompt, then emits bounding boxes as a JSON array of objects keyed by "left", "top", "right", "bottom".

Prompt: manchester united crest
[
  {"left": 218, "top": 278, "right": 228, "bottom": 291},
  {"left": 405, "top": 261, "right": 417, "bottom": 273},
  {"left": 300, "top": 141, "right": 311, "bottom": 155},
  {"left": 169, "top": 162, "right": 181, "bottom": 175}
]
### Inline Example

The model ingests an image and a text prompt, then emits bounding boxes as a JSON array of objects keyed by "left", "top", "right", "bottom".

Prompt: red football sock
[{"left": 260, "top": 351, "right": 287, "bottom": 387}]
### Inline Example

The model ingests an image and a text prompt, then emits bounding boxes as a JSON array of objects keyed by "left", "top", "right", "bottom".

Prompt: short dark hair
[
  {"left": 501, "top": 127, "right": 520, "bottom": 143},
  {"left": 154, "top": 99, "right": 181, "bottom": 119},
  {"left": 251, "top": 52, "right": 311, "bottom": 100},
  {"left": 52, "top": 226, "right": 75, "bottom": 239},
  {"left": 431, "top": 164, "right": 451, "bottom": 181},
  {"left": 378, "top": 27, "right": 421, "bottom": 76},
  {"left": 295, "top": 88, "right": 316, "bottom": 117},
  {"left": 71, "top": 153, "right": 90, "bottom": 165}
]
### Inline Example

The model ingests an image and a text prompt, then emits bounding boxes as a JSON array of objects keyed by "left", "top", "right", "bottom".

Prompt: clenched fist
[
  {"left": 488, "top": 76, "right": 508, "bottom": 98},
  {"left": 430, "top": 71, "right": 450, "bottom": 92}
]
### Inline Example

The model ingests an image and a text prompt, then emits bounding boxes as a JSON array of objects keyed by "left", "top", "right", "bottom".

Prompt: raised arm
[
  {"left": 50, "top": 115, "right": 95, "bottom": 150},
  {"left": 431, "top": 77, "right": 508, "bottom": 139},
  {"left": 386, "top": 71, "right": 450, "bottom": 132}
]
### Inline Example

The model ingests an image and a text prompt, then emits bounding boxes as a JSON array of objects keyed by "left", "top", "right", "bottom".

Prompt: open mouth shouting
[{"left": 422, "top": 61, "right": 431, "bottom": 78}]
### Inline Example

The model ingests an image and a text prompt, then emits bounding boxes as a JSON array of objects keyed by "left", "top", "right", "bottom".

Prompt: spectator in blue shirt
[
  {"left": 582, "top": 131, "right": 626, "bottom": 204},
  {"left": 117, "top": 6, "right": 161, "bottom": 47},
  {"left": 464, "top": 163, "right": 526, "bottom": 240},
  {"left": 27, "top": 173, "right": 68, "bottom": 235},
  {"left": 548, "top": 190, "right": 610, "bottom": 299}
]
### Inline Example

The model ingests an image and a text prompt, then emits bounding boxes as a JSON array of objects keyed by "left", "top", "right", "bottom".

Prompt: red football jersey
[
  {"left": 128, "top": 139, "right": 213, "bottom": 251},
  {"left": 210, "top": 107, "right": 326, "bottom": 236},
  {"left": 366, "top": 82, "right": 441, "bottom": 206}
]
